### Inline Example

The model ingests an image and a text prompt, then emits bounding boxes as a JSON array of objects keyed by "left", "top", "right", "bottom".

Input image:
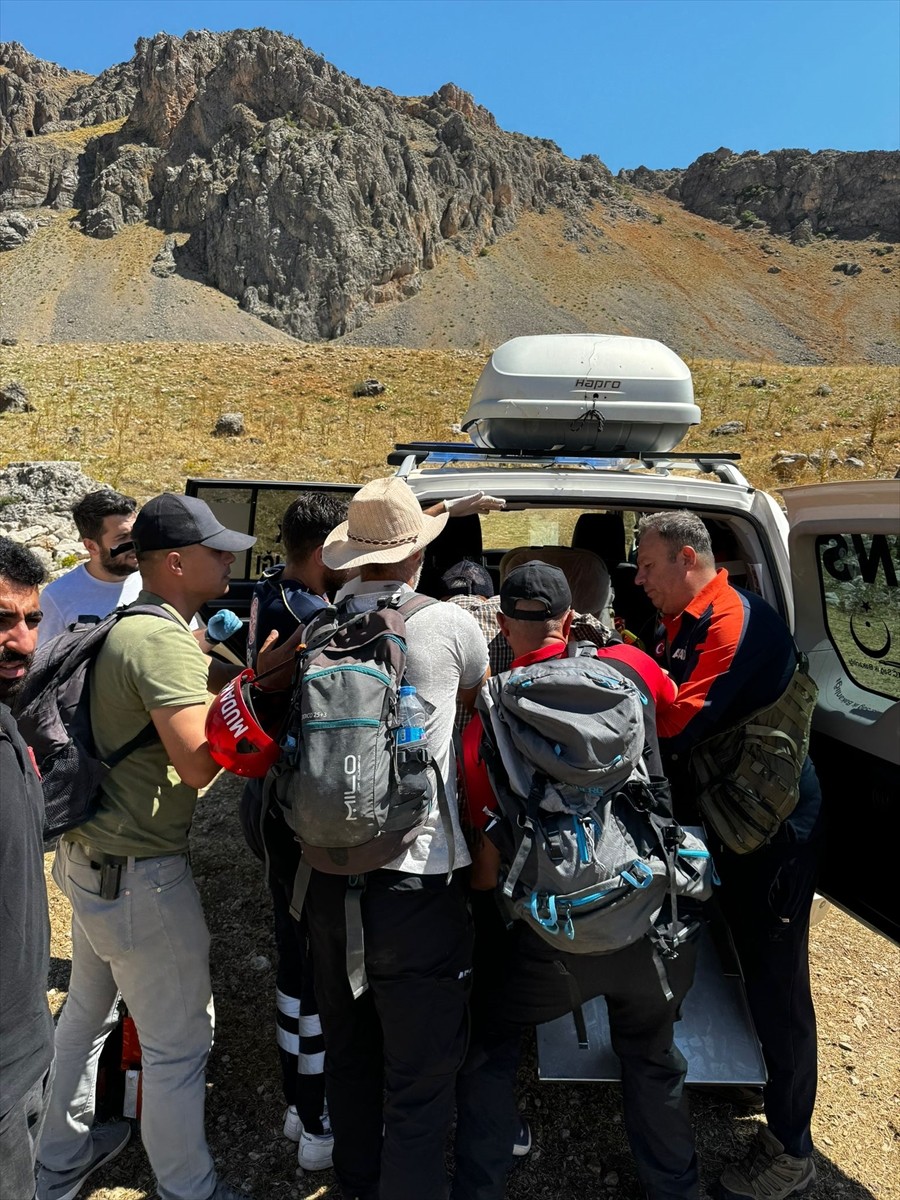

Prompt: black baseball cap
[
  {"left": 500, "top": 562, "right": 572, "bottom": 621},
  {"left": 440, "top": 559, "right": 495, "bottom": 599},
  {"left": 131, "top": 494, "right": 257, "bottom": 554}
]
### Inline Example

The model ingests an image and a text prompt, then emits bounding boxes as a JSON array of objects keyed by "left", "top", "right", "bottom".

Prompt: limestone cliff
[
  {"left": 0, "top": 29, "right": 631, "bottom": 338},
  {"left": 620, "top": 147, "right": 899, "bottom": 242}
]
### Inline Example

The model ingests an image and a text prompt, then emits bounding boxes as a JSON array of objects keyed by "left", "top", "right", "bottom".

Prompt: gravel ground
[{"left": 45, "top": 772, "right": 899, "bottom": 1200}]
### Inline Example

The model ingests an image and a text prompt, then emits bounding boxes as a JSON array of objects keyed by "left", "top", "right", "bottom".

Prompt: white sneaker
[
  {"left": 298, "top": 1129, "right": 334, "bottom": 1171},
  {"left": 283, "top": 1105, "right": 302, "bottom": 1143}
]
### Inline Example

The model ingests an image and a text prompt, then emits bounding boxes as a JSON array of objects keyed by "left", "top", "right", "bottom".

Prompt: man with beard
[
  {"left": 0, "top": 537, "right": 54, "bottom": 1199},
  {"left": 38, "top": 490, "right": 141, "bottom": 642}
]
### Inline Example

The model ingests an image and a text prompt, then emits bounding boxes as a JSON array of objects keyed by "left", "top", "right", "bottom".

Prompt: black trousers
[
  {"left": 239, "top": 783, "right": 326, "bottom": 1132},
  {"left": 716, "top": 814, "right": 822, "bottom": 1159},
  {"left": 305, "top": 868, "right": 473, "bottom": 1200},
  {"left": 452, "top": 895, "right": 699, "bottom": 1200}
]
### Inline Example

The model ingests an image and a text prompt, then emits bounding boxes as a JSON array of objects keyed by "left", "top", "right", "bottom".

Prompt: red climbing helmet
[{"left": 205, "top": 668, "right": 281, "bottom": 778}]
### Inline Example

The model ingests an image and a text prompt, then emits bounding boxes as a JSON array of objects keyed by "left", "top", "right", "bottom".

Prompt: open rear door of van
[{"left": 783, "top": 479, "right": 900, "bottom": 944}]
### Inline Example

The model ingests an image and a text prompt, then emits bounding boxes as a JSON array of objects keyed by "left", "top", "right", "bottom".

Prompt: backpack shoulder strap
[
  {"left": 103, "top": 603, "right": 189, "bottom": 769},
  {"left": 397, "top": 593, "right": 439, "bottom": 620},
  {"left": 115, "top": 602, "right": 183, "bottom": 625}
]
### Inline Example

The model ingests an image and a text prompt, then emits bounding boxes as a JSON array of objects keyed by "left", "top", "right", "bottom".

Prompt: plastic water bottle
[
  {"left": 395, "top": 685, "right": 432, "bottom": 807},
  {"left": 396, "top": 685, "right": 427, "bottom": 755}
]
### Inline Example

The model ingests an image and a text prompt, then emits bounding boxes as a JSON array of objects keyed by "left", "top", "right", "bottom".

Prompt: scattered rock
[
  {"left": 250, "top": 954, "right": 271, "bottom": 972},
  {"left": 809, "top": 449, "right": 840, "bottom": 468},
  {"left": 0, "top": 336, "right": 19, "bottom": 346},
  {"left": 0, "top": 210, "right": 51, "bottom": 251},
  {"left": 790, "top": 219, "right": 815, "bottom": 246},
  {"left": 771, "top": 452, "right": 808, "bottom": 481},
  {"left": 711, "top": 420, "right": 746, "bottom": 436},
  {"left": 0, "top": 379, "right": 34, "bottom": 413},
  {"left": 150, "top": 236, "right": 178, "bottom": 278},
  {"left": 741, "top": 376, "right": 767, "bottom": 388},
  {"left": 814, "top": 384, "right": 832, "bottom": 397},
  {"left": 833, "top": 262, "right": 862, "bottom": 276},
  {"left": 352, "top": 378, "right": 386, "bottom": 397},
  {"left": 845, "top": 457, "right": 865, "bottom": 469},
  {"left": 0, "top": 461, "right": 112, "bottom": 576},
  {"left": 212, "top": 412, "right": 245, "bottom": 437},
  {"left": 767, "top": 266, "right": 782, "bottom": 274}
]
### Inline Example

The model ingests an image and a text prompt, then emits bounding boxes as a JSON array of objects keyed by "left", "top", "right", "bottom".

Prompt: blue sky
[{"left": 2, "top": 0, "right": 898, "bottom": 172}]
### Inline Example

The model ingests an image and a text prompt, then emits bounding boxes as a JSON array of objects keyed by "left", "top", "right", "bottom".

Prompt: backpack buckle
[
  {"left": 621, "top": 860, "right": 654, "bottom": 889},
  {"left": 529, "top": 890, "right": 560, "bottom": 933}
]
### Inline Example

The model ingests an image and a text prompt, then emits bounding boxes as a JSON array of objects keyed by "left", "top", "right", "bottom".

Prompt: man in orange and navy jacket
[{"left": 636, "top": 511, "right": 822, "bottom": 1200}]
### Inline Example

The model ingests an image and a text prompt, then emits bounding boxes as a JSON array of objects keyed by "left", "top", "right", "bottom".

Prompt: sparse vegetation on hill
[{"left": 0, "top": 341, "right": 896, "bottom": 496}]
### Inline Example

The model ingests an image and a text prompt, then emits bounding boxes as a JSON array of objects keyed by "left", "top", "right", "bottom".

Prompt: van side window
[{"left": 816, "top": 532, "right": 900, "bottom": 703}]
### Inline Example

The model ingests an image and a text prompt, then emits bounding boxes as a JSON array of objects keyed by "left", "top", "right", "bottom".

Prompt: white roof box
[{"left": 462, "top": 334, "right": 700, "bottom": 455}]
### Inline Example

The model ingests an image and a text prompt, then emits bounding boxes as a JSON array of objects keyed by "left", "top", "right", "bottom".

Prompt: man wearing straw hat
[{"left": 298, "top": 476, "right": 490, "bottom": 1200}]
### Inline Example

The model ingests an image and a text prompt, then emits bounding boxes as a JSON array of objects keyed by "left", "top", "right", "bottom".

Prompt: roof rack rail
[{"left": 387, "top": 442, "right": 741, "bottom": 469}]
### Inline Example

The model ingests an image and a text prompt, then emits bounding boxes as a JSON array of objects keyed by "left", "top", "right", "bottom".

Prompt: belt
[{"left": 86, "top": 851, "right": 162, "bottom": 870}]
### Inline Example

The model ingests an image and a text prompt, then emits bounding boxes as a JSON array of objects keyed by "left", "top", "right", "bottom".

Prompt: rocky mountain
[
  {"left": 620, "top": 147, "right": 899, "bottom": 243},
  {"left": 0, "top": 29, "right": 632, "bottom": 340},
  {"left": 0, "top": 29, "right": 897, "bottom": 360}
]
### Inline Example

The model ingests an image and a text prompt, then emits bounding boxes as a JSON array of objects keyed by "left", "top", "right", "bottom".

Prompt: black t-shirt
[{"left": 0, "top": 703, "right": 53, "bottom": 1115}]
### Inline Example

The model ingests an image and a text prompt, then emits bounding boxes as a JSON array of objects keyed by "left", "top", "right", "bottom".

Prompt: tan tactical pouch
[{"left": 689, "top": 655, "right": 818, "bottom": 854}]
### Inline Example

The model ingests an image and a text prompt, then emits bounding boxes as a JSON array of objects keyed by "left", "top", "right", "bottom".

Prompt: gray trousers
[
  {"left": 38, "top": 840, "right": 217, "bottom": 1200},
  {"left": 0, "top": 1062, "right": 53, "bottom": 1200}
]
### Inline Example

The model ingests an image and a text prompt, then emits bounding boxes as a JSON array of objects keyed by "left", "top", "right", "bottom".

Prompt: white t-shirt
[
  {"left": 333, "top": 578, "right": 489, "bottom": 875},
  {"left": 38, "top": 565, "right": 143, "bottom": 643}
]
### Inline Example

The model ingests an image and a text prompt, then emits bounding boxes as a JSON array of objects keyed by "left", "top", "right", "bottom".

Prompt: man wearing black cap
[
  {"left": 440, "top": 560, "right": 615, "bottom": 731},
  {"left": 453, "top": 563, "right": 700, "bottom": 1200},
  {"left": 37, "top": 494, "right": 255, "bottom": 1200}
]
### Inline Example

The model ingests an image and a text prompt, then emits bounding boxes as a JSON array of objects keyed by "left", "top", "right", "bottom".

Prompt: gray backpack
[
  {"left": 273, "top": 592, "right": 453, "bottom": 875},
  {"left": 477, "top": 647, "right": 713, "bottom": 961}
]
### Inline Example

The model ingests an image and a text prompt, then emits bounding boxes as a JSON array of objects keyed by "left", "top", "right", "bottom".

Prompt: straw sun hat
[{"left": 321, "top": 477, "right": 449, "bottom": 570}]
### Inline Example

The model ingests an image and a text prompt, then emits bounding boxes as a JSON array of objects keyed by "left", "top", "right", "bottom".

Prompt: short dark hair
[
  {"left": 281, "top": 492, "right": 350, "bottom": 561},
  {"left": 636, "top": 511, "right": 714, "bottom": 566},
  {"left": 0, "top": 537, "right": 46, "bottom": 589},
  {"left": 72, "top": 490, "right": 137, "bottom": 542}
]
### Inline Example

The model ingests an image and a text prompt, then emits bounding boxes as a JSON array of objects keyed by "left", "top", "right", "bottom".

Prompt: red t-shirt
[{"left": 461, "top": 639, "right": 676, "bottom": 831}]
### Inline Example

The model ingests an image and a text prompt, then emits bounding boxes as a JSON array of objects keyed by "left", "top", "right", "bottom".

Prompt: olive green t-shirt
[{"left": 68, "top": 591, "right": 209, "bottom": 857}]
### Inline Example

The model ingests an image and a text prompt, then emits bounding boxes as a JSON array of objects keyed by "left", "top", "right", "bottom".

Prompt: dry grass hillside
[
  {"left": 1, "top": 193, "right": 897, "bottom": 363},
  {"left": 0, "top": 341, "right": 896, "bottom": 499},
  {"left": 343, "top": 197, "right": 900, "bottom": 366}
]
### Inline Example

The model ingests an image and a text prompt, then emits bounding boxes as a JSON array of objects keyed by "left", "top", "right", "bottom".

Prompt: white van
[{"left": 188, "top": 335, "right": 899, "bottom": 1083}]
